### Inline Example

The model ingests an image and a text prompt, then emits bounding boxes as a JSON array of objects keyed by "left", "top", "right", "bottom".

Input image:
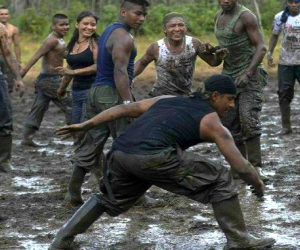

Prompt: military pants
[
  {"left": 73, "top": 85, "right": 131, "bottom": 171},
  {"left": 24, "top": 74, "right": 72, "bottom": 130}
]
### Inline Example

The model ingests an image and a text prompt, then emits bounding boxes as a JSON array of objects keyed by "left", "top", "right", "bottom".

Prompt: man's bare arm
[
  {"left": 12, "top": 26, "right": 21, "bottom": 63},
  {"left": 21, "top": 37, "right": 58, "bottom": 77},
  {"left": 0, "top": 25, "right": 24, "bottom": 94},
  {"left": 134, "top": 43, "right": 156, "bottom": 78},
  {"left": 241, "top": 11, "right": 267, "bottom": 73},
  {"left": 56, "top": 96, "right": 174, "bottom": 139},
  {"left": 200, "top": 112, "right": 265, "bottom": 197},
  {"left": 110, "top": 28, "right": 134, "bottom": 102}
]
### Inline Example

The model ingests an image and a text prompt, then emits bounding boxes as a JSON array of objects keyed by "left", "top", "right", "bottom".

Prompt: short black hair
[
  {"left": 52, "top": 13, "right": 68, "bottom": 24},
  {"left": 121, "top": 0, "right": 150, "bottom": 8}
]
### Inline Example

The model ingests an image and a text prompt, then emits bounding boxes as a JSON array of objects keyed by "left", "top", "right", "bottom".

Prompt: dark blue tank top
[
  {"left": 113, "top": 96, "right": 215, "bottom": 154},
  {"left": 66, "top": 46, "right": 96, "bottom": 90},
  {"left": 92, "top": 23, "right": 136, "bottom": 88}
]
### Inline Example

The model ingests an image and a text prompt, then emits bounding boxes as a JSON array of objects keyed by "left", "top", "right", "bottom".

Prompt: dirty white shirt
[
  {"left": 152, "top": 35, "right": 197, "bottom": 96},
  {"left": 272, "top": 11, "right": 300, "bottom": 65}
]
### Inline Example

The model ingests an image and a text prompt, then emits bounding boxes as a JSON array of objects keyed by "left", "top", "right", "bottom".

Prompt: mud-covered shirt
[
  {"left": 151, "top": 36, "right": 197, "bottom": 96},
  {"left": 214, "top": 6, "right": 256, "bottom": 78},
  {"left": 272, "top": 11, "right": 300, "bottom": 65},
  {"left": 112, "top": 96, "right": 215, "bottom": 154}
]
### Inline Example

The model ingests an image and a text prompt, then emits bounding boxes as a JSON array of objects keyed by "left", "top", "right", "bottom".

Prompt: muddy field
[{"left": 0, "top": 73, "right": 299, "bottom": 250}]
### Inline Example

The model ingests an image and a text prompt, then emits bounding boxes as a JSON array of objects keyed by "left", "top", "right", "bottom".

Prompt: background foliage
[{"left": 0, "top": 0, "right": 287, "bottom": 40}]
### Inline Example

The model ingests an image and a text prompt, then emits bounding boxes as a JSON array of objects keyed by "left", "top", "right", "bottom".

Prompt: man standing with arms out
[
  {"left": 0, "top": 22, "right": 24, "bottom": 173},
  {"left": 64, "top": 0, "right": 150, "bottom": 207},
  {"left": 50, "top": 74, "right": 275, "bottom": 250},
  {"left": 0, "top": 6, "right": 21, "bottom": 93},
  {"left": 20, "top": 14, "right": 72, "bottom": 147},
  {"left": 214, "top": 0, "right": 269, "bottom": 182},
  {"left": 267, "top": 0, "right": 300, "bottom": 135},
  {"left": 134, "top": 12, "right": 229, "bottom": 97}
]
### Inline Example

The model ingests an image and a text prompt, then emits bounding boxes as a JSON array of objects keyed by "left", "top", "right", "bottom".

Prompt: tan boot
[{"left": 212, "top": 196, "right": 276, "bottom": 249}]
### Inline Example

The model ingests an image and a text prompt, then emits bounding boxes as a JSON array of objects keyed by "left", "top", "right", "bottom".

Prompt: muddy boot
[
  {"left": 134, "top": 194, "right": 160, "bottom": 207},
  {"left": 277, "top": 103, "right": 292, "bottom": 135},
  {"left": 65, "top": 165, "right": 87, "bottom": 207},
  {"left": 246, "top": 136, "right": 269, "bottom": 184},
  {"left": 0, "top": 135, "right": 14, "bottom": 173},
  {"left": 212, "top": 196, "right": 276, "bottom": 249},
  {"left": 49, "top": 194, "right": 105, "bottom": 250},
  {"left": 21, "top": 126, "right": 48, "bottom": 147},
  {"left": 231, "top": 142, "right": 247, "bottom": 179}
]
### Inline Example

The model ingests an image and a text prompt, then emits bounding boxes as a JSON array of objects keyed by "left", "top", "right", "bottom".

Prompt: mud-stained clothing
[
  {"left": 0, "top": 55, "right": 15, "bottom": 93},
  {"left": 94, "top": 96, "right": 239, "bottom": 216},
  {"left": 150, "top": 36, "right": 196, "bottom": 97},
  {"left": 0, "top": 75, "right": 13, "bottom": 136},
  {"left": 271, "top": 12, "right": 300, "bottom": 105},
  {"left": 66, "top": 45, "right": 96, "bottom": 124},
  {"left": 215, "top": 6, "right": 267, "bottom": 143},
  {"left": 73, "top": 22, "right": 135, "bottom": 172},
  {"left": 73, "top": 85, "right": 131, "bottom": 170},
  {"left": 24, "top": 74, "right": 72, "bottom": 130}
]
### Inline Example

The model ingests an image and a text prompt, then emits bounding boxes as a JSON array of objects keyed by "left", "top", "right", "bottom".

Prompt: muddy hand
[
  {"left": 14, "top": 80, "right": 25, "bottom": 98},
  {"left": 235, "top": 73, "right": 249, "bottom": 88},
  {"left": 267, "top": 56, "right": 275, "bottom": 68},
  {"left": 216, "top": 48, "right": 229, "bottom": 60},
  {"left": 56, "top": 124, "right": 85, "bottom": 140},
  {"left": 250, "top": 180, "right": 265, "bottom": 199}
]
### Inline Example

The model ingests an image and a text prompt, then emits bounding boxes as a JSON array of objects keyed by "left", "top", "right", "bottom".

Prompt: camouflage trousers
[
  {"left": 24, "top": 74, "right": 72, "bottom": 130},
  {"left": 221, "top": 68, "right": 266, "bottom": 144}
]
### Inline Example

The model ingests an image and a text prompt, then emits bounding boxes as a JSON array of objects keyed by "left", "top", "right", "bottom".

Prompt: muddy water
[{"left": 0, "top": 81, "right": 299, "bottom": 249}]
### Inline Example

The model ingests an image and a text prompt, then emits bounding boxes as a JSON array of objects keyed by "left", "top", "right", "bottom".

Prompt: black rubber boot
[
  {"left": 0, "top": 135, "right": 14, "bottom": 173},
  {"left": 212, "top": 196, "right": 276, "bottom": 249},
  {"left": 49, "top": 194, "right": 105, "bottom": 250},
  {"left": 277, "top": 103, "right": 292, "bottom": 135},
  {"left": 21, "top": 126, "right": 48, "bottom": 147},
  {"left": 65, "top": 165, "right": 87, "bottom": 207}
]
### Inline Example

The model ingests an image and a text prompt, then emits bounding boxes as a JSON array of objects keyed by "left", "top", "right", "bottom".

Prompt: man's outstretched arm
[{"left": 56, "top": 95, "right": 174, "bottom": 139}]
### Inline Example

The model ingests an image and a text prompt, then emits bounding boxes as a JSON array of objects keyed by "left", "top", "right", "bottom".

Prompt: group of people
[{"left": 1, "top": 0, "right": 299, "bottom": 249}]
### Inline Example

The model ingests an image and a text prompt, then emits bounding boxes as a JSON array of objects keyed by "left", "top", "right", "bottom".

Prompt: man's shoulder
[{"left": 6, "top": 23, "right": 19, "bottom": 32}]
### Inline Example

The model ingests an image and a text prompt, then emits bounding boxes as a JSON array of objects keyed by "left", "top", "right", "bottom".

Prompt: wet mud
[{"left": 0, "top": 74, "right": 299, "bottom": 250}]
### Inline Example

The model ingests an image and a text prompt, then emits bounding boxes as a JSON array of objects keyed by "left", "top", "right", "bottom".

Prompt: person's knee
[{"left": 278, "top": 87, "right": 293, "bottom": 104}]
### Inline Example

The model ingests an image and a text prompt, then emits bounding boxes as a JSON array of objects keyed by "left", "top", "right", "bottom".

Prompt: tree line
[{"left": 0, "top": 0, "right": 288, "bottom": 39}]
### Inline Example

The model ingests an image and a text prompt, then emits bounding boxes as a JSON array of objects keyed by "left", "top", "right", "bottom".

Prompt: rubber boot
[
  {"left": 0, "top": 135, "right": 14, "bottom": 173},
  {"left": 21, "top": 126, "right": 48, "bottom": 147},
  {"left": 231, "top": 143, "right": 247, "bottom": 179},
  {"left": 246, "top": 136, "right": 269, "bottom": 183},
  {"left": 212, "top": 196, "right": 276, "bottom": 249},
  {"left": 277, "top": 103, "right": 292, "bottom": 135},
  {"left": 49, "top": 194, "right": 105, "bottom": 250},
  {"left": 65, "top": 165, "right": 87, "bottom": 207}
]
